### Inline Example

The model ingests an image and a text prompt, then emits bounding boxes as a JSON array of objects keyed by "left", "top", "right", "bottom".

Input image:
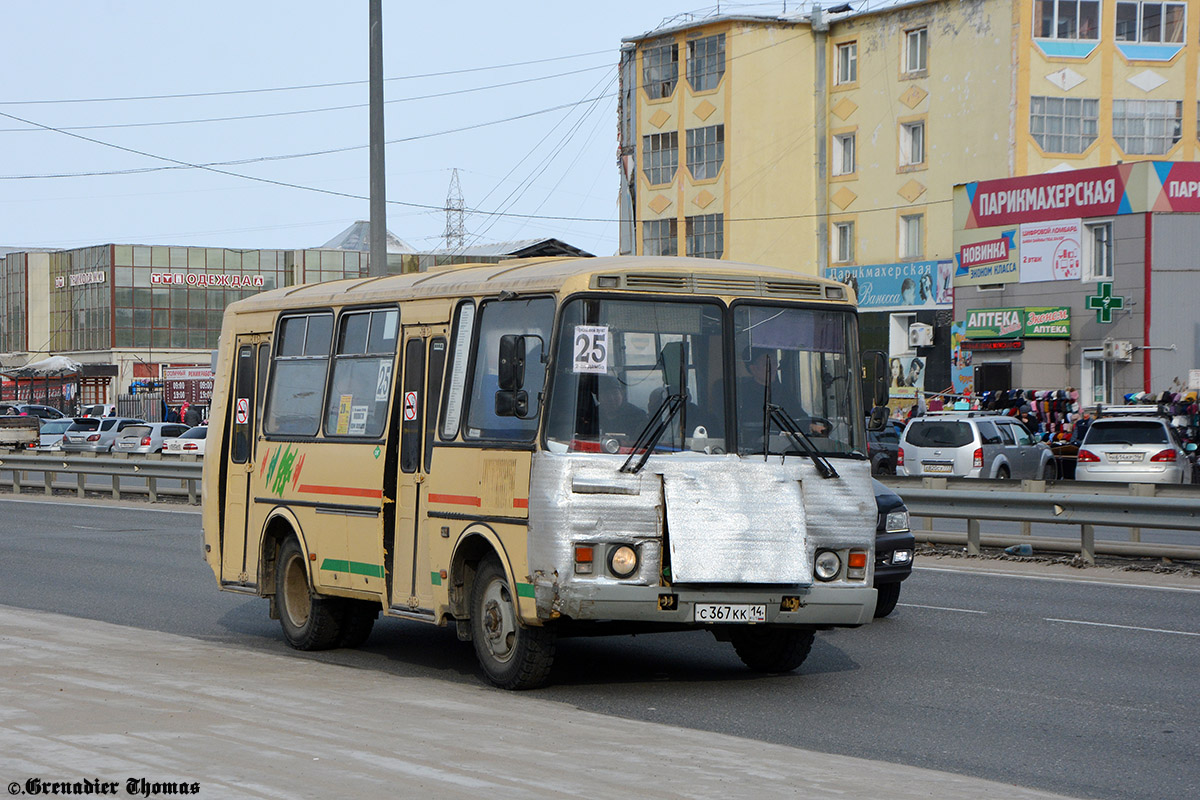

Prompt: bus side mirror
[
  {"left": 498, "top": 335, "right": 526, "bottom": 391},
  {"left": 495, "top": 389, "right": 529, "bottom": 418},
  {"left": 868, "top": 405, "right": 889, "bottom": 432},
  {"left": 870, "top": 350, "right": 889, "bottom": 407}
]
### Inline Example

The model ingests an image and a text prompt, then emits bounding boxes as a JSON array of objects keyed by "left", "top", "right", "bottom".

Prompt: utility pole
[
  {"left": 368, "top": 0, "right": 387, "bottom": 277},
  {"left": 444, "top": 169, "right": 466, "bottom": 250}
]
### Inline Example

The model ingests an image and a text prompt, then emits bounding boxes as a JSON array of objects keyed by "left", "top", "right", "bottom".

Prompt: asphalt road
[{"left": 1, "top": 497, "right": 1197, "bottom": 800}]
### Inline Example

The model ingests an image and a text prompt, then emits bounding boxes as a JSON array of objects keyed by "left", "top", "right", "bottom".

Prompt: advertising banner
[
  {"left": 964, "top": 307, "right": 1071, "bottom": 339},
  {"left": 1018, "top": 219, "right": 1082, "bottom": 283},
  {"left": 950, "top": 321, "right": 973, "bottom": 397},
  {"left": 954, "top": 228, "right": 1019, "bottom": 286},
  {"left": 964, "top": 164, "right": 1130, "bottom": 228},
  {"left": 824, "top": 260, "right": 952, "bottom": 310},
  {"left": 1156, "top": 161, "right": 1200, "bottom": 212}
]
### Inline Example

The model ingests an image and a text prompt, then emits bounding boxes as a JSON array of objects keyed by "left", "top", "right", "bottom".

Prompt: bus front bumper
[{"left": 534, "top": 581, "right": 876, "bottom": 627}]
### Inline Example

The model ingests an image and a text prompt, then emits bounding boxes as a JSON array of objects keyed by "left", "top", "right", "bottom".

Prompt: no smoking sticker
[
  {"left": 403, "top": 391, "right": 418, "bottom": 421},
  {"left": 235, "top": 397, "right": 249, "bottom": 425}
]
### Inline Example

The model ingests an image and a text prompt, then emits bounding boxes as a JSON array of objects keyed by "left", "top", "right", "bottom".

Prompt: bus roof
[{"left": 227, "top": 255, "right": 852, "bottom": 315}]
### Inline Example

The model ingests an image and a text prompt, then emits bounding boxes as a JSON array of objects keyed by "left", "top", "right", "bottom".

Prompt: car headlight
[
  {"left": 814, "top": 550, "right": 841, "bottom": 581},
  {"left": 885, "top": 510, "right": 909, "bottom": 532},
  {"left": 890, "top": 549, "right": 913, "bottom": 565},
  {"left": 608, "top": 545, "right": 639, "bottom": 578}
]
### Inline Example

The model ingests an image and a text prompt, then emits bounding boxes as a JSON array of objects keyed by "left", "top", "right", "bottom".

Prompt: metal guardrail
[
  {"left": 2, "top": 451, "right": 1196, "bottom": 561},
  {"left": 0, "top": 450, "right": 203, "bottom": 504},
  {"left": 881, "top": 476, "right": 1200, "bottom": 562}
]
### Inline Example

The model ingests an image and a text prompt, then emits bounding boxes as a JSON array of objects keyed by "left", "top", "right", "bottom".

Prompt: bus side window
[
  {"left": 464, "top": 297, "right": 555, "bottom": 441},
  {"left": 440, "top": 301, "right": 475, "bottom": 441},
  {"left": 264, "top": 313, "right": 333, "bottom": 437},
  {"left": 424, "top": 338, "right": 447, "bottom": 472},
  {"left": 322, "top": 308, "right": 398, "bottom": 438},
  {"left": 231, "top": 344, "right": 255, "bottom": 463}
]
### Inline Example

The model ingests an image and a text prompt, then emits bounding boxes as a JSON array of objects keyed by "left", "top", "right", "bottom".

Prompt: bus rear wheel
[
  {"left": 276, "top": 537, "right": 344, "bottom": 651},
  {"left": 470, "top": 556, "right": 556, "bottom": 690},
  {"left": 728, "top": 626, "right": 815, "bottom": 673}
]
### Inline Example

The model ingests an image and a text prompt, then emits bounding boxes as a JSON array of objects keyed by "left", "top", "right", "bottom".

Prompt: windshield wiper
[
  {"left": 620, "top": 392, "right": 685, "bottom": 474},
  {"left": 767, "top": 403, "right": 839, "bottom": 479}
]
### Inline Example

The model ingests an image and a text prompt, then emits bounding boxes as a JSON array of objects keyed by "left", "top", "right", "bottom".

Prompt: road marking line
[
  {"left": 915, "top": 564, "right": 1200, "bottom": 594},
  {"left": 1045, "top": 618, "right": 1200, "bottom": 637},
  {"left": 0, "top": 497, "right": 199, "bottom": 515},
  {"left": 898, "top": 603, "right": 987, "bottom": 614}
]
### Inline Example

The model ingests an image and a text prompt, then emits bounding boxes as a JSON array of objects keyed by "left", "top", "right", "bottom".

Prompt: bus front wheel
[
  {"left": 469, "top": 556, "right": 556, "bottom": 690},
  {"left": 276, "top": 537, "right": 344, "bottom": 651},
  {"left": 727, "top": 626, "right": 815, "bottom": 673}
]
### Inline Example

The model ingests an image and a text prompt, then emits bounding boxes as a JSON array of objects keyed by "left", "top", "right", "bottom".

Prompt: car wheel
[
  {"left": 874, "top": 583, "right": 901, "bottom": 618},
  {"left": 996, "top": 465, "right": 1010, "bottom": 480},
  {"left": 1041, "top": 460, "right": 1057, "bottom": 480},
  {"left": 470, "top": 555, "right": 556, "bottom": 689},
  {"left": 727, "top": 627, "right": 815, "bottom": 673},
  {"left": 275, "top": 537, "right": 344, "bottom": 651}
]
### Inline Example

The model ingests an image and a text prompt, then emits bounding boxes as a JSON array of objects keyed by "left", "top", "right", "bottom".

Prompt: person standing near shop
[{"left": 184, "top": 402, "right": 202, "bottom": 427}]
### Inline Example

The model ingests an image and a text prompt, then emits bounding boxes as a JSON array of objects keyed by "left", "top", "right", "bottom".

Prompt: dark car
[
  {"left": 867, "top": 424, "right": 901, "bottom": 476},
  {"left": 872, "top": 479, "right": 914, "bottom": 618},
  {"left": 0, "top": 403, "right": 67, "bottom": 420}
]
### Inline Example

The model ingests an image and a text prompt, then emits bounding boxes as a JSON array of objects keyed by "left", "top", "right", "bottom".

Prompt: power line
[{"left": 0, "top": 49, "right": 616, "bottom": 106}]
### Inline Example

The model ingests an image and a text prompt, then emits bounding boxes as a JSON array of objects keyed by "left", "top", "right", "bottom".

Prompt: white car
[
  {"left": 164, "top": 425, "right": 207, "bottom": 455},
  {"left": 35, "top": 418, "right": 74, "bottom": 451}
]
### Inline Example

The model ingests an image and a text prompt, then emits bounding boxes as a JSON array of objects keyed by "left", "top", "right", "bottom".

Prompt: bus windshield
[
  {"left": 546, "top": 298, "right": 726, "bottom": 455},
  {"left": 732, "top": 304, "right": 863, "bottom": 457}
]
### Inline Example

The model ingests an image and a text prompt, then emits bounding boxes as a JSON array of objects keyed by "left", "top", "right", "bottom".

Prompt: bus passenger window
[
  {"left": 323, "top": 309, "right": 398, "bottom": 438},
  {"left": 465, "top": 297, "right": 555, "bottom": 441},
  {"left": 264, "top": 313, "right": 334, "bottom": 436}
]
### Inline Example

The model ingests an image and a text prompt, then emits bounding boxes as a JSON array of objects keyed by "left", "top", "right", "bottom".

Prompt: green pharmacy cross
[{"left": 1085, "top": 282, "right": 1125, "bottom": 323}]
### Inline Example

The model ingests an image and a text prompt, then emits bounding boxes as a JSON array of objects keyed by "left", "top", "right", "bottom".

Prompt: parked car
[
  {"left": 872, "top": 479, "right": 913, "bottom": 618},
  {"left": 898, "top": 412, "right": 1054, "bottom": 479},
  {"left": 34, "top": 418, "right": 73, "bottom": 451},
  {"left": 61, "top": 417, "right": 146, "bottom": 453},
  {"left": 112, "top": 422, "right": 192, "bottom": 455},
  {"left": 164, "top": 425, "right": 207, "bottom": 455},
  {"left": 867, "top": 423, "right": 901, "bottom": 476},
  {"left": 0, "top": 403, "right": 67, "bottom": 419},
  {"left": 1076, "top": 416, "right": 1195, "bottom": 484},
  {"left": 80, "top": 404, "right": 117, "bottom": 418}
]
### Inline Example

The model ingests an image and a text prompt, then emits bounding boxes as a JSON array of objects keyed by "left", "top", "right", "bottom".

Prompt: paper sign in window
[{"left": 573, "top": 325, "right": 609, "bottom": 374}]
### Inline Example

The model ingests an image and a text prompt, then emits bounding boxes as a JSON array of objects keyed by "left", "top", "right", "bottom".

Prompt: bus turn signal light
[{"left": 574, "top": 545, "right": 594, "bottom": 575}]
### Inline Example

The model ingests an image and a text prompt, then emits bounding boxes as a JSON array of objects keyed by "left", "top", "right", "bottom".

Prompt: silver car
[
  {"left": 112, "top": 422, "right": 192, "bottom": 455},
  {"left": 35, "top": 418, "right": 73, "bottom": 451},
  {"left": 1076, "top": 417, "right": 1194, "bottom": 484},
  {"left": 898, "top": 413, "right": 1054, "bottom": 479},
  {"left": 62, "top": 417, "right": 147, "bottom": 453}
]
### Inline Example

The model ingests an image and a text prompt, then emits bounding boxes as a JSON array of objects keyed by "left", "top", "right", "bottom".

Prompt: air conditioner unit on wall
[
  {"left": 1103, "top": 339, "right": 1133, "bottom": 362},
  {"left": 908, "top": 323, "right": 933, "bottom": 348}
]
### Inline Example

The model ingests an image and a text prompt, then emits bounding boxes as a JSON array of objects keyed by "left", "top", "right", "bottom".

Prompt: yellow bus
[{"left": 202, "top": 256, "right": 882, "bottom": 689}]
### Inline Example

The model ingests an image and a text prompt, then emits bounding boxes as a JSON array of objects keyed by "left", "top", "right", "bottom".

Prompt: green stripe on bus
[
  {"left": 320, "top": 559, "right": 384, "bottom": 579},
  {"left": 516, "top": 582, "right": 535, "bottom": 598},
  {"left": 431, "top": 571, "right": 442, "bottom": 586}
]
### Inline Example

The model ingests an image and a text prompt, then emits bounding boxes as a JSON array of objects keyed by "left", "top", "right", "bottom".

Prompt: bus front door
[
  {"left": 222, "top": 335, "right": 269, "bottom": 586},
  {"left": 389, "top": 329, "right": 447, "bottom": 615}
]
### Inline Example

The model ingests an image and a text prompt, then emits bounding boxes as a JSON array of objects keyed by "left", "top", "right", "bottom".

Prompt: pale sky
[{"left": 2, "top": 1, "right": 838, "bottom": 258}]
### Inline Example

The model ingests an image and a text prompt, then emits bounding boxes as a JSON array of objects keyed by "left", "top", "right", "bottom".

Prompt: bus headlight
[
  {"left": 608, "top": 545, "right": 639, "bottom": 578},
  {"left": 814, "top": 550, "right": 841, "bottom": 581},
  {"left": 885, "top": 510, "right": 910, "bottom": 532}
]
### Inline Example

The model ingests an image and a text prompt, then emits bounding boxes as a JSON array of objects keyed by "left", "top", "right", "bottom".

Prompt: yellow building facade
[{"left": 618, "top": 0, "right": 1200, "bottom": 273}]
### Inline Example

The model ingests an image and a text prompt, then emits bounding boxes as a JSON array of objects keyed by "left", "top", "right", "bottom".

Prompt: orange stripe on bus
[
  {"left": 428, "top": 493, "right": 482, "bottom": 507},
  {"left": 513, "top": 498, "right": 528, "bottom": 509},
  {"left": 297, "top": 484, "right": 384, "bottom": 499}
]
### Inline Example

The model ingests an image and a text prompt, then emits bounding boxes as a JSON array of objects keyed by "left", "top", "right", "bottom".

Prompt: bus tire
[
  {"left": 470, "top": 555, "right": 556, "bottom": 690},
  {"left": 728, "top": 626, "right": 815, "bottom": 673},
  {"left": 338, "top": 600, "right": 378, "bottom": 648},
  {"left": 276, "top": 537, "right": 343, "bottom": 651}
]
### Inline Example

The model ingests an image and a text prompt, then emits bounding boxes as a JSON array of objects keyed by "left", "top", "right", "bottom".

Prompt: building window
[
  {"left": 900, "top": 121, "right": 926, "bottom": 167},
  {"left": 904, "top": 28, "right": 927, "bottom": 73},
  {"left": 832, "top": 133, "right": 856, "bottom": 176},
  {"left": 643, "top": 40, "right": 679, "bottom": 99},
  {"left": 642, "top": 131, "right": 678, "bottom": 185},
  {"left": 1030, "top": 96, "right": 1099, "bottom": 154},
  {"left": 1083, "top": 220, "right": 1113, "bottom": 280},
  {"left": 1113, "top": 99, "right": 1182, "bottom": 155},
  {"left": 643, "top": 218, "right": 678, "bottom": 256},
  {"left": 686, "top": 214, "right": 724, "bottom": 259},
  {"left": 1035, "top": 0, "right": 1100, "bottom": 39},
  {"left": 686, "top": 125, "right": 724, "bottom": 180},
  {"left": 1115, "top": 2, "right": 1186, "bottom": 42},
  {"left": 900, "top": 215, "right": 924, "bottom": 259},
  {"left": 687, "top": 34, "right": 725, "bottom": 92},
  {"left": 836, "top": 42, "right": 857, "bottom": 84},
  {"left": 833, "top": 222, "right": 855, "bottom": 264},
  {"left": 1083, "top": 351, "right": 1112, "bottom": 405}
]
